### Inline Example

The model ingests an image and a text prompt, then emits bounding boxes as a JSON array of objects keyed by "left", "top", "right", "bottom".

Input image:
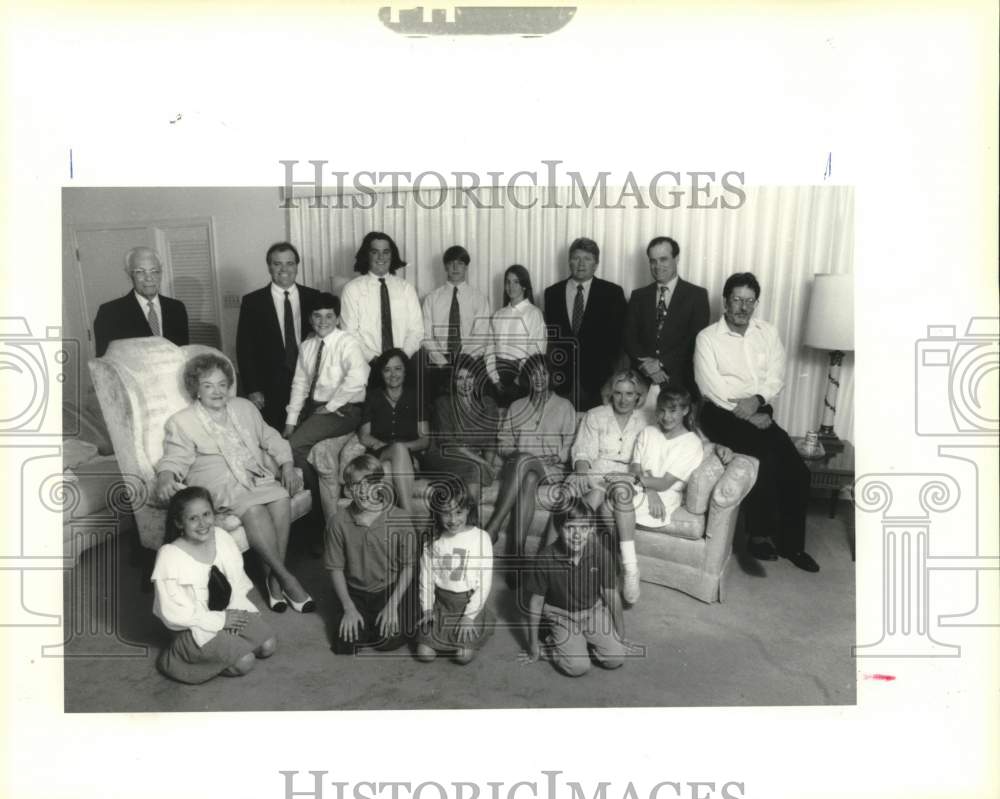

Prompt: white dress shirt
[
  {"left": 133, "top": 291, "right": 162, "bottom": 326},
  {"left": 486, "top": 299, "right": 546, "bottom": 381},
  {"left": 270, "top": 282, "right": 302, "bottom": 345},
  {"left": 286, "top": 327, "right": 370, "bottom": 425},
  {"left": 694, "top": 317, "right": 786, "bottom": 411},
  {"left": 421, "top": 281, "right": 492, "bottom": 365},
  {"left": 563, "top": 277, "right": 593, "bottom": 323},
  {"left": 339, "top": 272, "right": 424, "bottom": 362}
]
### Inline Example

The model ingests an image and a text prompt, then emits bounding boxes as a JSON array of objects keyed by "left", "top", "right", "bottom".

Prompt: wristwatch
[{"left": 753, "top": 394, "right": 765, "bottom": 407}]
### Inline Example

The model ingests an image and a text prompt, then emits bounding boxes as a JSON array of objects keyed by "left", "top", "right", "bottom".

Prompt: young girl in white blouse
[
  {"left": 151, "top": 486, "right": 277, "bottom": 684},
  {"left": 416, "top": 479, "right": 494, "bottom": 665},
  {"left": 610, "top": 386, "right": 707, "bottom": 603}
]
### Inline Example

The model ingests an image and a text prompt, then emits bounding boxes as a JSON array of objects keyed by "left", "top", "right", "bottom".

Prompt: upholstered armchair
[
  {"left": 88, "top": 338, "right": 312, "bottom": 551},
  {"left": 633, "top": 442, "right": 758, "bottom": 603}
]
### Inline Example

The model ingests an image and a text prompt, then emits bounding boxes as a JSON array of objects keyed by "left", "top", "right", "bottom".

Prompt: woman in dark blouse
[
  {"left": 421, "top": 354, "right": 502, "bottom": 512},
  {"left": 357, "top": 348, "right": 428, "bottom": 512}
]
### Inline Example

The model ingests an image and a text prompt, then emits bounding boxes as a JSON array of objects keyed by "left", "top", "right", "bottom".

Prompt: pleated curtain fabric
[{"left": 289, "top": 185, "right": 855, "bottom": 441}]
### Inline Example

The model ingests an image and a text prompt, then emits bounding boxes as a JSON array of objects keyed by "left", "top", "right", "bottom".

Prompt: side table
[{"left": 794, "top": 439, "right": 855, "bottom": 559}]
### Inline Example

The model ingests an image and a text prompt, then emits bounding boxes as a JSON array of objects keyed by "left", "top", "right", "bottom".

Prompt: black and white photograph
[{"left": 60, "top": 183, "right": 855, "bottom": 711}]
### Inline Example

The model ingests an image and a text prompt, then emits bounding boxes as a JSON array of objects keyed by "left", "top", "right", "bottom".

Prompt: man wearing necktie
[
  {"left": 340, "top": 231, "right": 424, "bottom": 382},
  {"left": 236, "top": 242, "right": 323, "bottom": 431},
  {"left": 420, "top": 245, "right": 491, "bottom": 400},
  {"left": 93, "top": 246, "right": 189, "bottom": 357},
  {"left": 543, "top": 237, "right": 627, "bottom": 411},
  {"left": 623, "top": 236, "right": 710, "bottom": 397}
]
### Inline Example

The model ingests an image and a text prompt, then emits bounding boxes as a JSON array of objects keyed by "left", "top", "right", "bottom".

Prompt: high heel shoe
[
  {"left": 265, "top": 582, "right": 288, "bottom": 613},
  {"left": 283, "top": 590, "right": 316, "bottom": 614}
]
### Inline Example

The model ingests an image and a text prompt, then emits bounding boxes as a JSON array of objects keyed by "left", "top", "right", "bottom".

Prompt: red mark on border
[{"left": 864, "top": 673, "right": 896, "bottom": 681}]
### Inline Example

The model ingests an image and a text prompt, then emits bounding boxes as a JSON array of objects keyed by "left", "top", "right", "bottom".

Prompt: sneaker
[{"left": 622, "top": 568, "right": 641, "bottom": 604}]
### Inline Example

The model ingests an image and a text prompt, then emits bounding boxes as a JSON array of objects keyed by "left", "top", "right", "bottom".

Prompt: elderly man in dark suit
[
  {"left": 236, "top": 242, "right": 322, "bottom": 430},
  {"left": 543, "top": 237, "right": 627, "bottom": 411},
  {"left": 623, "top": 236, "right": 710, "bottom": 394},
  {"left": 94, "top": 247, "right": 189, "bottom": 357}
]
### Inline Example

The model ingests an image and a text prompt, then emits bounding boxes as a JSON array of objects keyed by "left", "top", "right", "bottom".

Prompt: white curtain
[{"left": 288, "top": 184, "right": 854, "bottom": 441}]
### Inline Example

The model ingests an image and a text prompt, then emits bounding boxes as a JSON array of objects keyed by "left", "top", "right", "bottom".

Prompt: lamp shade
[{"left": 803, "top": 273, "right": 854, "bottom": 351}]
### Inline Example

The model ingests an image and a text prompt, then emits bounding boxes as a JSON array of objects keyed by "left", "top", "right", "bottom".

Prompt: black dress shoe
[
  {"left": 782, "top": 551, "right": 820, "bottom": 572},
  {"left": 748, "top": 539, "right": 778, "bottom": 561}
]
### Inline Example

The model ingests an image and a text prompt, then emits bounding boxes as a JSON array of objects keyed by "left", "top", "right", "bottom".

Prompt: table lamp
[{"left": 803, "top": 273, "right": 853, "bottom": 452}]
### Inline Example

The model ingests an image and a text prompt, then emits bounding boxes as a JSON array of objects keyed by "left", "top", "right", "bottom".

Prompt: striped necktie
[{"left": 147, "top": 301, "right": 161, "bottom": 336}]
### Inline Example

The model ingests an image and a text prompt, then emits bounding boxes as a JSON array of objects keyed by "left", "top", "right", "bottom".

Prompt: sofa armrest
[{"left": 711, "top": 455, "right": 759, "bottom": 509}]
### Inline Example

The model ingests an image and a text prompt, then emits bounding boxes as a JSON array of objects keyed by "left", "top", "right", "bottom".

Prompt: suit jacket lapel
[{"left": 125, "top": 292, "right": 153, "bottom": 335}]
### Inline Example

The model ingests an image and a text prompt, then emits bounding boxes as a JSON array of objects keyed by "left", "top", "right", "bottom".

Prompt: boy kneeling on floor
[
  {"left": 325, "top": 454, "right": 417, "bottom": 654},
  {"left": 522, "top": 498, "right": 626, "bottom": 677}
]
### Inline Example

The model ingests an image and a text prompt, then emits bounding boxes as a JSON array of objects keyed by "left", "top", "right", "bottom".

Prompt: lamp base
[{"left": 817, "top": 427, "right": 845, "bottom": 453}]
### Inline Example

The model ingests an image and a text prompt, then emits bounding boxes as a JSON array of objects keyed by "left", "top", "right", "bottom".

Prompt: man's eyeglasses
[
  {"left": 728, "top": 297, "right": 758, "bottom": 308},
  {"left": 131, "top": 269, "right": 163, "bottom": 279}
]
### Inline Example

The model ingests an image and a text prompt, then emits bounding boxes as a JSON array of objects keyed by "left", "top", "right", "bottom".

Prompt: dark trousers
[
  {"left": 288, "top": 402, "right": 364, "bottom": 507},
  {"left": 331, "top": 585, "right": 412, "bottom": 655},
  {"left": 699, "top": 401, "right": 810, "bottom": 553},
  {"left": 257, "top": 366, "right": 294, "bottom": 431}
]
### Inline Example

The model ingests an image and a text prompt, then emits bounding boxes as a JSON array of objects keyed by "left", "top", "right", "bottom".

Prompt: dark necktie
[
  {"left": 307, "top": 340, "right": 325, "bottom": 401},
  {"left": 447, "top": 285, "right": 461, "bottom": 360},
  {"left": 283, "top": 290, "right": 298, "bottom": 371},
  {"left": 571, "top": 283, "right": 585, "bottom": 335},
  {"left": 379, "top": 278, "right": 394, "bottom": 352},
  {"left": 656, "top": 286, "right": 668, "bottom": 327},
  {"left": 146, "top": 301, "right": 161, "bottom": 336}
]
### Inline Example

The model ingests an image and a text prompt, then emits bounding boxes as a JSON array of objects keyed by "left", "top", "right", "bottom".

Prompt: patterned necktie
[
  {"left": 283, "top": 290, "right": 298, "bottom": 371},
  {"left": 656, "top": 286, "right": 668, "bottom": 328},
  {"left": 147, "top": 301, "right": 161, "bottom": 336},
  {"left": 379, "top": 278, "right": 394, "bottom": 352},
  {"left": 447, "top": 285, "right": 461, "bottom": 360},
  {"left": 307, "top": 340, "right": 325, "bottom": 401},
  {"left": 571, "top": 283, "right": 585, "bottom": 335}
]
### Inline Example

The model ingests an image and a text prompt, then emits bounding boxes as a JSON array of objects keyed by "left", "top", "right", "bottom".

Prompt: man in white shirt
[
  {"left": 339, "top": 231, "right": 424, "bottom": 369},
  {"left": 694, "top": 273, "right": 819, "bottom": 573},
  {"left": 93, "top": 246, "right": 189, "bottom": 356},
  {"left": 420, "top": 244, "right": 491, "bottom": 399},
  {"left": 284, "top": 293, "right": 370, "bottom": 517}
]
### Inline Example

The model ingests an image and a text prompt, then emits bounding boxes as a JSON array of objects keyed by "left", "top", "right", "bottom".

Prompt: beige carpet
[{"left": 63, "top": 498, "right": 855, "bottom": 711}]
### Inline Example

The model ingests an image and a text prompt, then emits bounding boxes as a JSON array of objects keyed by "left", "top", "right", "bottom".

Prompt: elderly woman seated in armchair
[{"left": 153, "top": 353, "right": 315, "bottom": 613}]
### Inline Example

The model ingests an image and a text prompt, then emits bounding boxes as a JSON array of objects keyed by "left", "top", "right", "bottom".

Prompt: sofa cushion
[
  {"left": 684, "top": 444, "right": 725, "bottom": 515},
  {"left": 636, "top": 505, "right": 706, "bottom": 540}
]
